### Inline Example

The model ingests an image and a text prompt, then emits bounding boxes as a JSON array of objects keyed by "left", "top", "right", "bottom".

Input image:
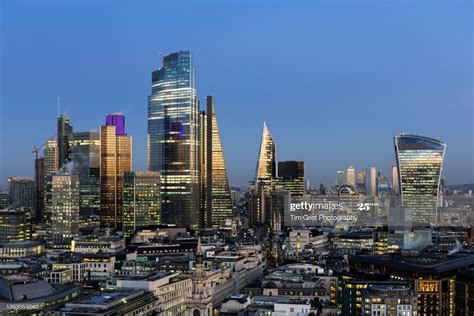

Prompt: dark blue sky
[{"left": 1, "top": 0, "right": 472, "bottom": 188}]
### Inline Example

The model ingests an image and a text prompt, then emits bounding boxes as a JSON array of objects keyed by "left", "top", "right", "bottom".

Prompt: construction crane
[
  {"left": 32, "top": 134, "right": 56, "bottom": 160},
  {"left": 32, "top": 145, "right": 40, "bottom": 159}
]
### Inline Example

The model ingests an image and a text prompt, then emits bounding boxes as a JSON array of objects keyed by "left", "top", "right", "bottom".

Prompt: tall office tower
[
  {"left": 7, "top": 177, "right": 35, "bottom": 209},
  {"left": 44, "top": 140, "right": 59, "bottom": 175},
  {"left": 34, "top": 157, "right": 45, "bottom": 221},
  {"left": 100, "top": 114, "right": 132, "bottom": 230},
  {"left": 0, "top": 209, "right": 31, "bottom": 243},
  {"left": 394, "top": 134, "right": 446, "bottom": 227},
  {"left": 247, "top": 183, "right": 269, "bottom": 227},
  {"left": 305, "top": 179, "right": 311, "bottom": 192},
  {"left": 122, "top": 171, "right": 161, "bottom": 237},
  {"left": 205, "top": 96, "right": 233, "bottom": 228},
  {"left": 277, "top": 161, "right": 304, "bottom": 196},
  {"left": 391, "top": 165, "right": 399, "bottom": 194},
  {"left": 147, "top": 51, "right": 200, "bottom": 227},
  {"left": 57, "top": 114, "right": 73, "bottom": 169},
  {"left": 356, "top": 169, "right": 367, "bottom": 194},
  {"left": 50, "top": 174, "right": 80, "bottom": 248},
  {"left": 346, "top": 166, "right": 356, "bottom": 187},
  {"left": 198, "top": 110, "right": 207, "bottom": 228},
  {"left": 335, "top": 171, "right": 345, "bottom": 186},
  {"left": 43, "top": 140, "right": 59, "bottom": 223},
  {"left": 368, "top": 167, "right": 377, "bottom": 197},
  {"left": 70, "top": 131, "right": 100, "bottom": 218},
  {"left": 255, "top": 122, "right": 276, "bottom": 184}
]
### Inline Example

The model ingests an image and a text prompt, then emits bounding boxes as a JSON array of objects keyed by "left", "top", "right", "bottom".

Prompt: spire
[
  {"left": 194, "top": 235, "right": 205, "bottom": 281},
  {"left": 197, "top": 236, "right": 202, "bottom": 255},
  {"left": 196, "top": 236, "right": 203, "bottom": 265}
]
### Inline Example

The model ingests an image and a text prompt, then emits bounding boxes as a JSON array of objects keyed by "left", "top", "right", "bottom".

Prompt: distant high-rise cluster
[
  {"left": 1, "top": 47, "right": 468, "bottom": 316},
  {"left": 1, "top": 50, "right": 451, "bottom": 256},
  {"left": 14, "top": 50, "right": 235, "bottom": 248}
]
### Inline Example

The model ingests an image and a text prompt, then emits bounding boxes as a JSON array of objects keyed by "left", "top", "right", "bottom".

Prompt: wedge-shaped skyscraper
[
  {"left": 205, "top": 96, "right": 233, "bottom": 228},
  {"left": 394, "top": 134, "right": 446, "bottom": 227}
]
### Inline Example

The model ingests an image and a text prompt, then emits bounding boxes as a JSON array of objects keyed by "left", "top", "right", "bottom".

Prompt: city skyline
[
  {"left": 1, "top": 1, "right": 472, "bottom": 187},
  {"left": 0, "top": 2, "right": 473, "bottom": 315}
]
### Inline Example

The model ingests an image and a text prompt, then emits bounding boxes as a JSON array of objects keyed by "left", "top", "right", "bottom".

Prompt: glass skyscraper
[
  {"left": 394, "top": 134, "right": 446, "bottom": 226},
  {"left": 7, "top": 177, "right": 35, "bottom": 209},
  {"left": 70, "top": 131, "right": 100, "bottom": 218},
  {"left": 34, "top": 157, "right": 45, "bottom": 222},
  {"left": 57, "top": 114, "right": 73, "bottom": 169},
  {"left": 100, "top": 114, "right": 132, "bottom": 229},
  {"left": 42, "top": 139, "right": 58, "bottom": 224},
  {"left": 205, "top": 96, "right": 233, "bottom": 228},
  {"left": 50, "top": 174, "right": 80, "bottom": 248},
  {"left": 276, "top": 161, "right": 304, "bottom": 196},
  {"left": 255, "top": 121, "right": 276, "bottom": 183},
  {"left": 147, "top": 51, "right": 200, "bottom": 227},
  {"left": 44, "top": 139, "right": 59, "bottom": 176},
  {"left": 123, "top": 171, "right": 161, "bottom": 237}
]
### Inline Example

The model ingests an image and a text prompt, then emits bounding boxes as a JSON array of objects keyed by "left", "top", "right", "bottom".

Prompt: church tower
[{"left": 186, "top": 237, "right": 213, "bottom": 316}]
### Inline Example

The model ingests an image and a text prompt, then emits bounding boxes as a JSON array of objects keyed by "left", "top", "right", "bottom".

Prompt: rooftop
[{"left": 351, "top": 254, "right": 474, "bottom": 273}]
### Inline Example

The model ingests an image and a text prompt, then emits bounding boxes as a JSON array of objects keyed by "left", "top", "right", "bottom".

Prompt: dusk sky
[{"left": 1, "top": 0, "right": 472, "bottom": 188}]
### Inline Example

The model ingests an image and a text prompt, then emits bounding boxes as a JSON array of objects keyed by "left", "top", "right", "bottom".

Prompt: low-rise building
[
  {"left": 114, "top": 272, "right": 192, "bottom": 316},
  {"left": 0, "top": 274, "right": 80, "bottom": 314},
  {"left": 47, "top": 289, "right": 159, "bottom": 315},
  {"left": 362, "top": 284, "right": 417, "bottom": 316},
  {"left": 331, "top": 231, "right": 373, "bottom": 255},
  {"left": 350, "top": 254, "right": 474, "bottom": 315},
  {"left": 0, "top": 241, "right": 44, "bottom": 260},
  {"left": 220, "top": 294, "right": 252, "bottom": 314},
  {"left": 71, "top": 235, "right": 125, "bottom": 254}
]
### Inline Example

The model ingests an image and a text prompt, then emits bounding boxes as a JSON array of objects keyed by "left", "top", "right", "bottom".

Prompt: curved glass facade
[
  {"left": 394, "top": 134, "right": 446, "bottom": 226},
  {"left": 255, "top": 122, "right": 276, "bottom": 183}
]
